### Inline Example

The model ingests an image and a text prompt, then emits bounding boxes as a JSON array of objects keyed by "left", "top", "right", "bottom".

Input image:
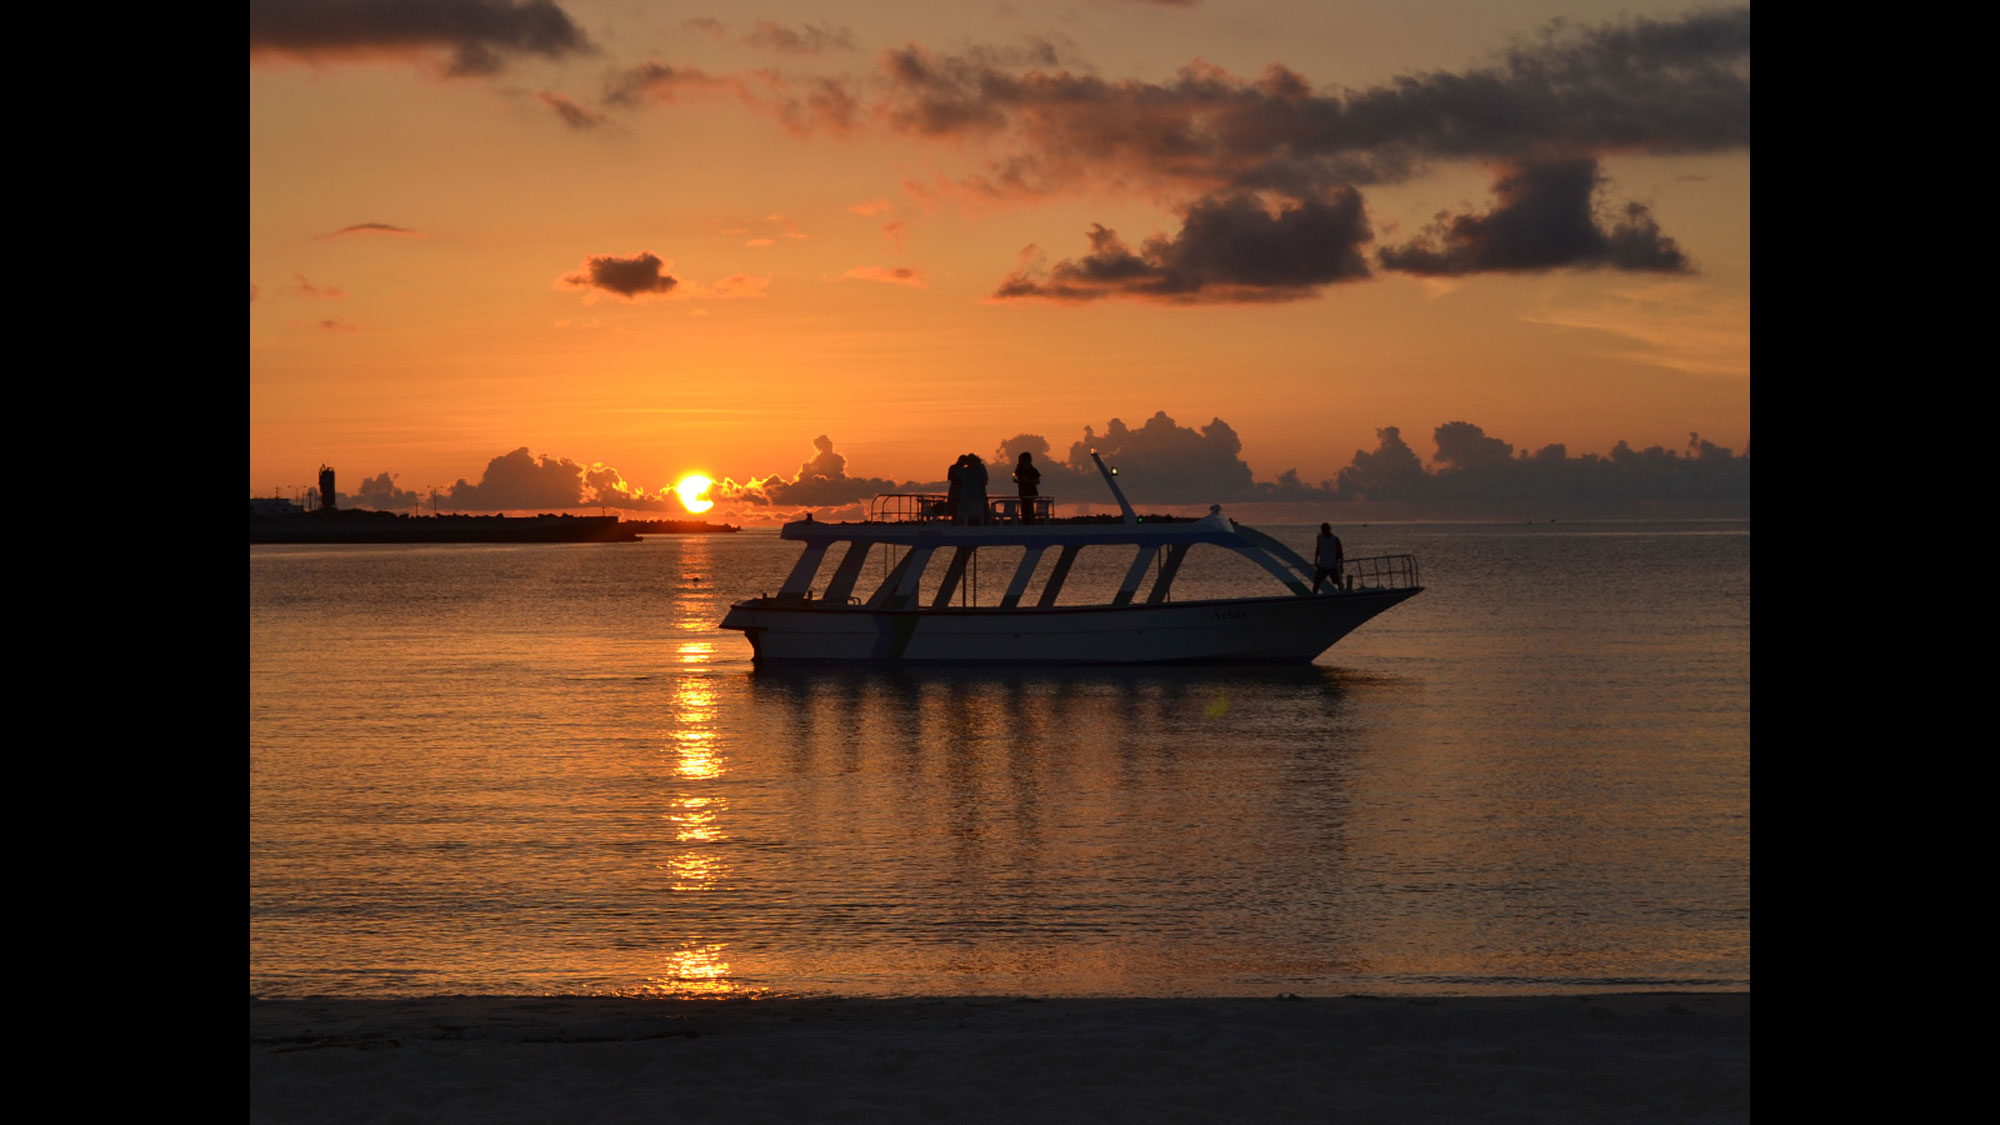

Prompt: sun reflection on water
[
  {"left": 631, "top": 942, "right": 767, "bottom": 998},
  {"left": 669, "top": 795, "right": 725, "bottom": 843}
]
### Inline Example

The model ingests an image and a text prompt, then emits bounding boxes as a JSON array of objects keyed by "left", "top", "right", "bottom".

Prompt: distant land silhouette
[{"left": 249, "top": 507, "right": 737, "bottom": 544}]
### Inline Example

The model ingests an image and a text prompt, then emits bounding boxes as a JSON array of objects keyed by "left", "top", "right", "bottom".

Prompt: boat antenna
[{"left": 1089, "top": 449, "right": 1138, "bottom": 525}]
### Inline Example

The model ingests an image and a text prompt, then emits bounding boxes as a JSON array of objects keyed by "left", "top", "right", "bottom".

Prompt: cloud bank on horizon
[{"left": 316, "top": 412, "right": 1746, "bottom": 517}]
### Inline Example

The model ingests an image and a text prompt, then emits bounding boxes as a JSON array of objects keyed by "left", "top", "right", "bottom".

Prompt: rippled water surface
[{"left": 249, "top": 521, "right": 1748, "bottom": 997}]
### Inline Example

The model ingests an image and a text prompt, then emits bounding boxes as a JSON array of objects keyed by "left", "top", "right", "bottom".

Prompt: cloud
[
  {"left": 843, "top": 266, "right": 927, "bottom": 288},
  {"left": 248, "top": 0, "right": 593, "bottom": 75},
  {"left": 719, "top": 435, "right": 926, "bottom": 508},
  {"left": 538, "top": 91, "right": 606, "bottom": 130},
  {"left": 318, "top": 317, "right": 358, "bottom": 332},
  {"left": 442, "top": 447, "right": 686, "bottom": 512},
  {"left": 602, "top": 63, "right": 859, "bottom": 137},
  {"left": 741, "top": 20, "right": 856, "bottom": 56},
  {"left": 876, "top": 8, "right": 1748, "bottom": 200},
  {"left": 1045, "top": 412, "right": 1262, "bottom": 501},
  {"left": 350, "top": 471, "right": 425, "bottom": 511},
  {"left": 994, "top": 189, "right": 1371, "bottom": 303},
  {"left": 283, "top": 274, "right": 345, "bottom": 298},
  {"left": 559, "top": 251, "right": 678, "bottom": 298},
  {"left": 602, "top": 62, "right": 734, "bottom": 107},
  {"left": 1377, "top": 158, "right": 1691, "bottom": 275},
  {"left": 677, "top": 273, "right": 771, "bottom": 299},
  {"left": 320, "top": 222, "right": 418, "bottom": 238}
]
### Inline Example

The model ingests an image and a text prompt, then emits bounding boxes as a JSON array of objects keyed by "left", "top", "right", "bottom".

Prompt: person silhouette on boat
[
  {"left": 960, "top": 454, "right": 988, "bottom": 525},
  {"left": 1013, "top": 451, "right": 1042, "bottom": 524},
  {"left": 1312, "top": 522, "right": 1345, "bottom": 593},
  {"left": 945, "top": 456, "right": 966, "bottom": 524}
]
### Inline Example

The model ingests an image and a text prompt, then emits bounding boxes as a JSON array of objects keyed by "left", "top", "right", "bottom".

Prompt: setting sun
[{"left": 676, "top": 475, "right": 714, "bottom": 514}]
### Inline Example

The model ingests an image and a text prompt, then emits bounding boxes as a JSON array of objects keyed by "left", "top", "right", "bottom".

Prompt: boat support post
[
  {"left": 1037, "top": 544, "right": 1082, "bottom": 607},
  {"left": 820, "top": 541, "right": 873, "bottom": 604},
  {"left": 1146, "top": 543, "right": 1190, "bottom": 604},
  {"left": 1000, "top": 546, "right": 1046, "bottom": 609},
  {"left": 931, "top": 546, "right": 973, "bottom": 608},
  {"left": 1113, "top": 546, "right": 1160, "bottom": 606},
  {"left": 778, "top": 542, "right": 829, "bottom": 602}
]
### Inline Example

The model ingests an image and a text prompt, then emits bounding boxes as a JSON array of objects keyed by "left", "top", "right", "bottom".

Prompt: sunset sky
[{"left": 249, "top": 1, "right": 1749, "bottom": 515}]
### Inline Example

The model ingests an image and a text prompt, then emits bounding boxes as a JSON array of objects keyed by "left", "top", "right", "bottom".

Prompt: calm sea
[{"left": 249, "top": 520, "right": 1748, "bottom": 998}]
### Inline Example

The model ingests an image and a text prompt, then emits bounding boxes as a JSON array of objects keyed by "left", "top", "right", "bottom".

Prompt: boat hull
[{"left": 719, "top": 589, "right": 1421, "bottom": 665}]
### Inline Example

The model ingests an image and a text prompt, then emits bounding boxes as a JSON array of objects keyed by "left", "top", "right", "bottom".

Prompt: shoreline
[{"left": 252, "top": 992, "right": 1748, "bottom": 1122}]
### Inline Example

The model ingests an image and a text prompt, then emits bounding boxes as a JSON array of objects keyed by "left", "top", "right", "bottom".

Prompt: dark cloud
[
  {"left": 600, "top": 63, "right": 857, "bottom": 136},
  {"left": 1432, "top": 420, "right": 1514, "bottom": 469},
  {"left": 318, "top": 317, "right": 358, "bottom": 332},
  {"left": 350, "top": 471, "right": 425, "bottom": 511},
  {"left": 843, "top": 266, "right": 926, "bottom": 288},
  {"left": 1019, "top": 412, "right": 1261, "bottom": 503},
  {"left": 1332, "top": 427, "right": 1426, "bottom": 501},
  {"left": 1377, "top": 158, "right": 1691, "bottom": 275},
  {"left": 721, "top": 435, "right": 927, "bottom": 509},
  {"left": 995, "top": 189, "right": 1371, "bottom": 303},
  {"left": 878, "top": 8, "right": 1747, "bottom": 199},
  {"left": 538, "top": 91, "right": 606, "bottom": 130},
  {"left": 322, "top": 222, "right": 418, "bottom": 238},
  {"left": 1324, "top": 421, "right": 1749, "bottom": 512},
  {"left": 441, "top": 448, "right": 682, "bottom": 512},
  {"left": 560, "top": 251, "right": 678, "bottom": 298},
  {"left": 742, "top": 20, "right": 856, "bottom": 55},
  {"left": 283, "top": 274, "right": 345, "bottom": 298},
  {"left": 248, "top": 0, "right": 593, "bottom": 75},
  {"left": 602, "top": 62, "right": 726, "bottom": 107}
]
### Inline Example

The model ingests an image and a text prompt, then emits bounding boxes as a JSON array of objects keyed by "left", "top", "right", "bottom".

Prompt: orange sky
[{"left": 249, "top": 1, "right": 1748, "bottom": 509}]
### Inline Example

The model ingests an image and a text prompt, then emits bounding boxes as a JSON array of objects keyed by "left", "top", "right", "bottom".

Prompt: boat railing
[
  {"left": 869, "top": 493, "right": 950, "bottom": 523},
  {"left": 1342, "top": 553, "right": 1421, "bottom": 591},
  {"left": 867, "top": 493, "right": 1056, "bottom": 525},
  {"left": 986, "top": 496, "right": 1054, "bottom": 524}
]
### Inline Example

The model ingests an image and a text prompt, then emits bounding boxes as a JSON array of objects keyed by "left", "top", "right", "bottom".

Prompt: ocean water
[{"left": 249, "top": 520, "right": 1748, "bottom": 998}]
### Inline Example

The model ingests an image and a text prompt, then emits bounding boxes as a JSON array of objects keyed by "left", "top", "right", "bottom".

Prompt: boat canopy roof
[{"left": 780, "top": 507, "right": 1246, "bottom": 549}]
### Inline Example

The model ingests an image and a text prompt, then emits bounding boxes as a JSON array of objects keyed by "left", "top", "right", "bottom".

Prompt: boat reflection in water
[{"left": 714, "top": 661, "right": 1391, "bottom": 996}]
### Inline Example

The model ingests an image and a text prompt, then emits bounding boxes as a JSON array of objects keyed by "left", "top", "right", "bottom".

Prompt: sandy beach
[{"left": 250, "top": 992, "right": 1747, "bottom": 1122}]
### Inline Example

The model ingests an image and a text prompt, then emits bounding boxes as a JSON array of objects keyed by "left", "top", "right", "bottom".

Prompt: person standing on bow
[
  {"left": 1312, "top": 522, "right": 1345, "bottom": 593},
  {"left": 1013, "top": 451, "right": 1042, "bottom": 524}
]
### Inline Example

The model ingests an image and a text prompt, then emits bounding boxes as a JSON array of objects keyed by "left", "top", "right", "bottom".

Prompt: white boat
[{"left": 719, "top": 454, "right": 1421, "bottom": 665}]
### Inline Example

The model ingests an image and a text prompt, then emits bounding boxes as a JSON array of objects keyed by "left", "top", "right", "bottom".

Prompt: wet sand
[{"left": 250, "top": 992, "right": 1747, "bottom": 1122}]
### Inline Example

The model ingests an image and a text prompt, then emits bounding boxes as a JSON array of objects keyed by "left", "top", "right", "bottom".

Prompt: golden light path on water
[
  {"left": 248, "top": 525, "right": 1749, "bottom": 999},
  {"left": 645, "top": 654, "right": 764, "bottom": 997}
]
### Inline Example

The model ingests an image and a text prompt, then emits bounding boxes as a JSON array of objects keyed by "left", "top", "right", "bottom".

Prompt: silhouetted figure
[
  {"left": 945, "top": 456, "right": 966, "bottom": 524},
  {"left": 1013, "top": 451, "right": 1042, "bottom": 524},
  {"left": 1312, "top": 522, "right": 1345, "bottom": 593},
  {"left": 961, "top": 453, "right": 988, "bottom": 525}
]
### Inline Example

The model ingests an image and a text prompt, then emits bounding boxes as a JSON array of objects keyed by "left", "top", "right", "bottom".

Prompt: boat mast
[{"left": 1090, "top": 450, "right": 1138, "bottom": 525}]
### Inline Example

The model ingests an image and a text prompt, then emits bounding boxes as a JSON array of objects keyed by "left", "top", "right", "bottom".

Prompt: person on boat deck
[
  {"left": 960, "top": 454, "right": 989, "bottom": 525},
  {"left": 945, "top": 456, "right": 967, "bottom": 524},
  {"left": 1312, "top": 523, "right": 1345, "bottom": 593},
  {"left": 1013, "top": 452, "right": 1042, "bottom": 524}
]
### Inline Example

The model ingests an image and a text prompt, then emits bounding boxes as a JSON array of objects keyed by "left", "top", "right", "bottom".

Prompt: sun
[{"left": 675, "top": 475, "right": 715, "bottom": 514}]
